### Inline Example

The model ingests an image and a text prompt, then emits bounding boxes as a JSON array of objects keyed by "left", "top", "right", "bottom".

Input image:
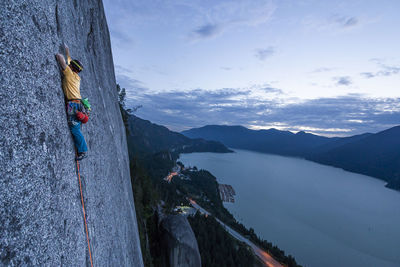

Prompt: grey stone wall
[
  {"left": 0, "top": 0, "right": 143, "bottom": 266},
  {"left": 161, "top": 215, "right": 201, "bottom": 267}
]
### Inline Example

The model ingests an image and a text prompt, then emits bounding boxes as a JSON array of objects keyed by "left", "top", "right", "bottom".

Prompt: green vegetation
[
  {"left": 118, "top": 84, "right": 162, "bottom": 266},
  {"left": 180, "top": 167, "right": 301, "bottom": 267},
  {"left": 174, "top": 169, "right": 235, "bottom": 223},
  {"left": 188, "top": 213, "right": 257, "bottom": 267},
  {"left": 387, "top": 174, "right": 400, "bottom": 190},
  {"left": 117, "top": 83, "right": 301, "bottom": 266},
  {"left": 129, "top": 158, "right": 158, "bottom": 267}
]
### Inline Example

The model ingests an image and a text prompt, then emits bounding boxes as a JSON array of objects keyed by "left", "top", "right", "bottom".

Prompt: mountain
[
  {"left": 182, "top": 125, "right": 400, "bottom": 190},
  {"left": 309, "top": 133, "right": 373, "bottom": 155},
  {"left": 0, "top": 1, "right": 143, "bottom": 266},
  {"left": 125, "top": 115, "right": 232, "bottom": 156},
  {"left": 308, "top": 126, "right": 400, "bottom": 189},
  {"left": 182, "top": 125, "right": 332, "bottom": 157}
]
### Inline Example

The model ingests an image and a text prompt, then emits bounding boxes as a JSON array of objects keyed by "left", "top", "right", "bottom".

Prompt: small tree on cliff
[{"left": 116, "top": 83, "right": 142, "bottom": 115}]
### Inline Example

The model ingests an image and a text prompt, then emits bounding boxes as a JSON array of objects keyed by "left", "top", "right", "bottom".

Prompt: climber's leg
[{"left": 70, "top": 121, "right": 88, "bottom": 153}]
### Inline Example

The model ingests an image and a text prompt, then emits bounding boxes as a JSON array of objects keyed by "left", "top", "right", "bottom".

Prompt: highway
[{"left": 188, "top": 199, "right": 283, "bottom": 267}]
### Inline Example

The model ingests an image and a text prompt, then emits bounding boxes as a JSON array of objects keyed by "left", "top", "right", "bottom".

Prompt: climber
[{"left": 56, "top": 44, "right": 89, "bottom": 161}]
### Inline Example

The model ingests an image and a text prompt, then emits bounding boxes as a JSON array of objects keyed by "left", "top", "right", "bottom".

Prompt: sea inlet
[{"left": 180, "top": 149, "right": 400, "bottom": 267}]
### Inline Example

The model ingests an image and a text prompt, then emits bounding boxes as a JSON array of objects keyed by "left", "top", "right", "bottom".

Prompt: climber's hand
[
  {"left": 56, "top": 53, "right": 67, "bottom": 70},
  {"left": 64, "top": 43, "right": 70, "bottom": 57}
]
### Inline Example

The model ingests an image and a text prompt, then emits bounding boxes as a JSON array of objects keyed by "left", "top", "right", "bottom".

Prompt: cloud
[
  {"left": 104, "top": 0, "right": 277, "bottom": 49},
  {"left": 360, "top": 72, "right": 375, "bottom": 78},
  {"left": 192, "top": 24, "right": 220, "bottom": 38},
  {"left": 334, "top": 76, "right": 352, "bottom": 86},
  {"left": 115, "top": 64, "right": 132, "bottom": 73},
  {"left": 114, "top": 65, "right": 150, "bottom": 96},
  {"left": 124, "top": 85, "right": 400, "bottom": 136},
  {"left": 107, "top": 0, "right": 276, "bottom": 42},
  {"left": 260, "top": 86, "right": 283, "bottom": 94},
  {"left": 109, "top": 29, "right": 133, "bottom": 45},
  {"left": 125, "top": 87, "right": 277, "bottom": 130},
  {"left": 252, "top": 95, "right": 400, "bottom": 136},
  {"left": 115, "top": 73, "right": 148, "bottom": 100},
  {"left": 189, "top": 0, "right": 276, "bottom": 40},
  {"left": 360, "top": 61, "right": 400, "bottom": 79},
  {"left": 333, "top": 16, "right": 358, "bottom": 28},
  {"left": 311, "top": 67, "right": 334, "bottom": 73},
  {"left": 255, "top": 47, "right": 275, "bottom": 61},
  {"left": 380, "top": 65, "right": 400, "bottom": 76},
  {"left": 302, "top": 14, "right": 363, "bottom": 33}
]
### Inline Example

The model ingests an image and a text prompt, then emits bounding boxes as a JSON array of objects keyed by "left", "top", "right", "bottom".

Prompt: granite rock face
[
  {"left": 0, "top": 0, "right": 143, "bottom": 266},
  {"left": 161, "top": 215, "right": 201, "bottom": 267}
]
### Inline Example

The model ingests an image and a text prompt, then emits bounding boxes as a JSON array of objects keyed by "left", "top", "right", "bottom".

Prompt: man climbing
[{"left": 56, "top": 44, "right": 88, "bottom": 160}]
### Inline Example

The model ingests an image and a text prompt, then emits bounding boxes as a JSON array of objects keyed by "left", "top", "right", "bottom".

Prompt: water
[{"left": 180, "top": 149, "right": 400, "bottom": 267}]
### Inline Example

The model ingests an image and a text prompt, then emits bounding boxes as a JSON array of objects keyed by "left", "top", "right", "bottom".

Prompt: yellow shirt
[{"left": 62, "top": 56, "right": 82, "bottom": 100}]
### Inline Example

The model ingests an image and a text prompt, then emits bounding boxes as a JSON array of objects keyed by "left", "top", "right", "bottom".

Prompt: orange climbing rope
[{"left": 76, "top": 159, "right": 94, "bottom": 267}]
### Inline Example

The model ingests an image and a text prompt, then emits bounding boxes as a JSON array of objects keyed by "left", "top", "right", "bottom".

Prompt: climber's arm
[
  {"left": 64, "top": 43, "right": 72, "bottom": 64},
  {"left": 56, "top": 53, "right": 67, "bottom": 70}
]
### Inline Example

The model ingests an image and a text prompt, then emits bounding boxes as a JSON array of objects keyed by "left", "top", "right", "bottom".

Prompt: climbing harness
[
  {"left": 76, "top": 157, "right": 94, "bottom": 267},
  {"left": 67, "top": 100, "right": 90, "bottom": 124}
]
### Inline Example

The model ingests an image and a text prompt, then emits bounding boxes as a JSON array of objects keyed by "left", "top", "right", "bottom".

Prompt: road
[{"left": 188, "top": 199, "right": 283, "bottom": 267}]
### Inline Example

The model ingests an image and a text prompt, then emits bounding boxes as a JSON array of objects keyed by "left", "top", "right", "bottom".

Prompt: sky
[{"left": 102, "top": 0, "right": 400, "bottom": 136}]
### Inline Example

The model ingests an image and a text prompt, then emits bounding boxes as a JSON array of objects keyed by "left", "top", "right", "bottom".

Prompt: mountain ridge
[
  {"left": 126, "top": 115, "right": 233, "bottom": 156},
  {"left": 182, "top": 125, "right": 400, "bottom": 190},
  {"left": 182, "top": 125, "right": 333, "bottom": 156}
]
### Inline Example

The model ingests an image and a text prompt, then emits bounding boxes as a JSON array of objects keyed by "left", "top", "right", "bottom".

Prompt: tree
[
  {"left": 116, "top": 83, "right": 126, "bottom": 108},
  {"left": 116, "top": 83, "right": 142, "bottom": 114}
]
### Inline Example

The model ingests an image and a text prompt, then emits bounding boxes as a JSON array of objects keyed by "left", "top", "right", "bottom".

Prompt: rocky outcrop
[
  {"left": 161, "top": 215, "right": 201, "bottom": 267},
  {"left": 0, "top": 0, "right": 143, "bottom": 266}
]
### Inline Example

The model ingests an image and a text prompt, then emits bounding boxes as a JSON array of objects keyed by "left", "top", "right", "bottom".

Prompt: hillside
[
  {"left": 183, "top": 125, "right": 400, "bottom": 190},
  {"left": 308, "top": 126, "right": 400, "bottom": 189},
  {"left": 0, "top": 1, "right": 142, "bottom": 266},
  {"left": 182, "top": 125, "right": 333, "bottom": 156},
  {"left": 125, "top": 115, "right": 232, "bottom": 156}
]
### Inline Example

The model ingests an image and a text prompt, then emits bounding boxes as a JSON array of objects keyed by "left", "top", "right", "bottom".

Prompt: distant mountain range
[
  {"left": 182, "top": 125, "right": 400, "bottom": 190},
  {"left": 125, "top": 115, "right": 232, "bottom": 156}
]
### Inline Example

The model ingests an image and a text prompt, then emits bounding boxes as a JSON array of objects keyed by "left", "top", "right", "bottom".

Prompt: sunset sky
[{"left": 103, "top": 0, "right": 400, "bottom": 136}]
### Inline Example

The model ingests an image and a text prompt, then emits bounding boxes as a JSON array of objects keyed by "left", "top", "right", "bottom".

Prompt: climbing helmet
[{"left": 70, "top": 59, "right": 83, "bottom": 73}]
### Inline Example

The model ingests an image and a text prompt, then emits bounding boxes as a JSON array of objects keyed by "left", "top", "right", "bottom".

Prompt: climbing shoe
[{"left": 76, "top": 152, "right": 87, "bottom": 161}]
